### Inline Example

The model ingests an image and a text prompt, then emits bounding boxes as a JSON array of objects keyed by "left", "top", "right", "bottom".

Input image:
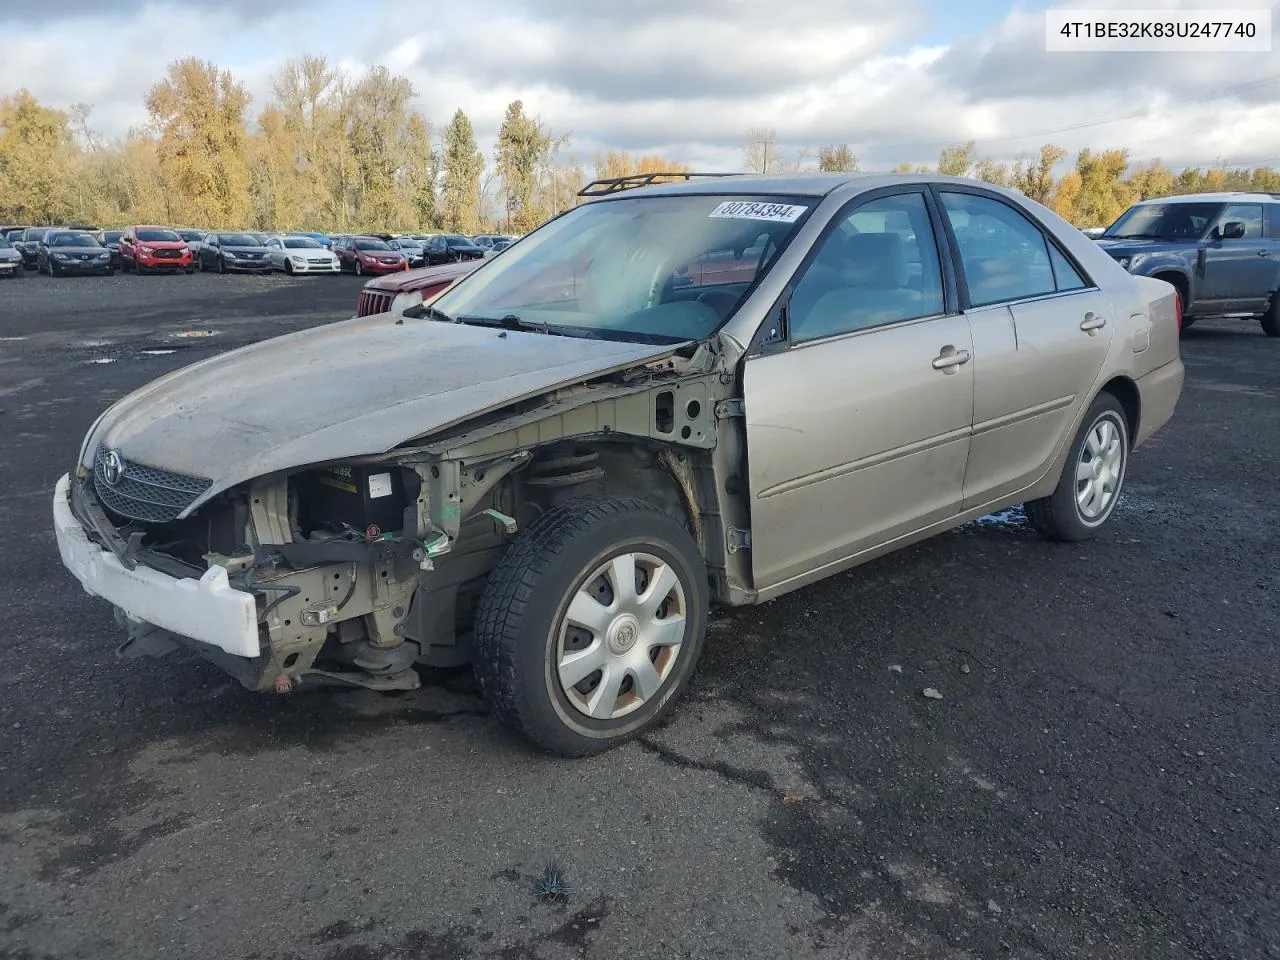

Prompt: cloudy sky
[{"left": 3, "top": 0, "right": 1279, "bottom": 174}]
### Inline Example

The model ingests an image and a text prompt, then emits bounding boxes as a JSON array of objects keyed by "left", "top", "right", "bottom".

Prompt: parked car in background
[
  {"left": 473, "top": 233, "right": 515, "bottom": 251},
  {"left": 175, "top": 229, "right": 206, "bottom": 260},
  {"left": 95, "top": 229, "right": 125, "bottom": 268},
  {"left": 1, "top": 225, "right": 30, "bottom": 243},
  {"left": 1096, "top": 192, "right": 1280, "bottom": 336},
  {"left": 17, "top": 227, "right": 54, "bottom": 267},
  {"left": 36, "top": 230, "right": 114, "bottom": 277},
  {"left": 331, "top": 235, "right": 409, "bottom": 275},
  {"left": 489, "top": 239, "right": 516, "bottom": 254},
  {"left": 0, "top": 235, "right": 23, "bottom": 278},
  {"left": 354, "top": 258, "right": 483, "bottom": 317},
  {"left": 198, "top": 232, "right": 273, "bottom": 273},
  {"left": 387, "top": 237, "right": 427, "bottom": 267},
  {"left": 1080, "top": 227, "right": 1105, "bottom": 239},
  {"left": 421, "top": 233, "right": 486, "bottom": 265},
  {"left": 263, "top": 235, "right": 341, "bottom": 274},
  {"left": 119, "top": 226, "right": 195, "bottom": 274},
  {"left": 288, "top": 231, "right": 332, "bottom": 248},
  {"left": 50, "top": 172, "right": 1183, "bottom": 755}
]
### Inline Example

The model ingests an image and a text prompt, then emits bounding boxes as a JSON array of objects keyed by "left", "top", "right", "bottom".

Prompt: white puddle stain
[
  {"left": 168, "top": 330, "right": 218, "bottom": 339},
  {"left": 85, "top": 358, "right": 117, "bottom": 364},
  {"left": 140, "top": 349, "right": 177, "bottom": 356},
  {"left": 0, "top": 336, "right": 28, "bottom": 342}
]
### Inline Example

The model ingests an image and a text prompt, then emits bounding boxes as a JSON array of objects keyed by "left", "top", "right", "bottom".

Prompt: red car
[
  {"left": 332, "top": 235, "right": 409, "bottom": 276},
  {"left": 119, "top": 225, "right": 194, "bottom": 274},
  {"left": 354, "top": 259, "right": 481, "bottom": 317}
]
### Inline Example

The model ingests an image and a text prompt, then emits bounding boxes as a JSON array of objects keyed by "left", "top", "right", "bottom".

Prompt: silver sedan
[{"left": 263, "top": 235, "right": 341, "bottom": 274}]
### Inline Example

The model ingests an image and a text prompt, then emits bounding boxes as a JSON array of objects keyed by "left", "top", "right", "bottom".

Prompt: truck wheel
[
  {"left": 1025, "top": 392, "right": 1129, "bottom": 542},
  {"left": 1261, "top": 293, "right": 1280, "bottom": 337},
  {"left": 474, "top": 497, "right": 709, "bottom": 756}
]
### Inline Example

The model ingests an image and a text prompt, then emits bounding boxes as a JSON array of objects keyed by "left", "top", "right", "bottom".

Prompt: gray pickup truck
[{"left": 1096, "top": 192, "right": 1280, "bottom": 336}]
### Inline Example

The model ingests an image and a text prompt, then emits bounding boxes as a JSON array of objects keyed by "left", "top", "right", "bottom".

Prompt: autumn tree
[
  {"left": 1011, "top": 144, "right": 1065, "bottom": 205},
  {"left": 973, "top": 157, "right": 1011, "bottom": 187},
  {"left": 817, "top": 144, "right": 858, "bottom": 172},
  {"left": 0, "top": 90, "right": 76, "bottom": 223},
  {"left": 440, "top": 109, "right": 484, "bottom": 233},
  {"left": 1128, "top": 160, "right": 1176, "bottom": 201},
  {"left": 937, "top": 141, "right": 977, "bottom": 177},
  {"left": 146, "top": 58, "right": 253, "bottom": 227},
  {"left": 592, "top": 149, "right": 691, "bottom": 180},
  {"left": 495, "top": 100, "right": 555, "bottom": 232}
]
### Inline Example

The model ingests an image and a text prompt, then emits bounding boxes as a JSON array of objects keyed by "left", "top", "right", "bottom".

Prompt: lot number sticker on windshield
[{"left": 708, "top": 201, "right": 807, "bottom": 223}]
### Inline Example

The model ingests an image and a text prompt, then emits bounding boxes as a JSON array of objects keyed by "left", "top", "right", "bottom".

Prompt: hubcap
[
  {"left": 1075, "top": 415, "right": 1124, "bottom": 522},
  {"left": 555, "top": 551, "right": 687, "bottom": 721}
]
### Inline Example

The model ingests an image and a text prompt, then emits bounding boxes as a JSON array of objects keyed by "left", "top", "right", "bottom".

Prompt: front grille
[
  {"left": 153, "top": 249, "right": 180, "bottom": 259},
  {"left": 306, "top": 258, "right": 332, "bottom": 266},
  {"left": 92, "top": 446, "right": 212, "bottom": 523},
  {"left": 356, "top": 290, "right": 394, "bottom": 317}
]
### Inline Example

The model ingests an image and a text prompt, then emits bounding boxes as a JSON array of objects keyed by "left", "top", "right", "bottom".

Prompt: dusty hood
[{"left": 83, "top": 315, "right": 679, "bottom": 513}]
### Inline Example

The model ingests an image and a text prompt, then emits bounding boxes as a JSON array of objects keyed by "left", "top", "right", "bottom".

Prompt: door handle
[
  {"left": 932, "top": 347, "right": 971, "bottom": 370},
  {"left": 1080, "top": 314, "right": 1107, "bottom": 332}
]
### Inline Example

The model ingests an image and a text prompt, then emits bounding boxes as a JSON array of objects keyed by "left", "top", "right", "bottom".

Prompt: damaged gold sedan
[{"left": 53, "top": 172, "right": 1184, "bottom": 754}]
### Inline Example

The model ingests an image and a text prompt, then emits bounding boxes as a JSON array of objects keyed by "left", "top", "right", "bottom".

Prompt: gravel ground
[{"left": 0, "top": 270, "right": 1277, "bottom": 960}]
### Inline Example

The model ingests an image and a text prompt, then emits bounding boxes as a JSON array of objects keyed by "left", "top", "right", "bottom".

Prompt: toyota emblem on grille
[{"left": 102, "top": 450, "right": 125, "bottom": 486}]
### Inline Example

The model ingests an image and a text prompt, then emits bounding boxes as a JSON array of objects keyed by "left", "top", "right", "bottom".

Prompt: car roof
[{"left": 1134, "top": 192, "right": 1280, "bottom": 205}]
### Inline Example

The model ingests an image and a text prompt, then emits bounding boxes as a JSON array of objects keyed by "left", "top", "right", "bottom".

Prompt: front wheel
[
  {"left": 474, "top": 497, "right": 709, "bottom": 756},
  {"left": 1261, "top": 292, "right": 1280, "bottom": 337},
  {"left": 1025, "top": 393, "right": 1130, "bottom": 542},
  {"left": 355, "top": 260, "right": 364, "bottom": 276},
  {"left": 283, "top": 260, "right": 294, "bottom": 275}
]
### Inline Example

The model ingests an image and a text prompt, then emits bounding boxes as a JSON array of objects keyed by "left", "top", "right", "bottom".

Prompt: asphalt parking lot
[{"left": 1, "top": 270, "right": 1276, "bottom": 960}]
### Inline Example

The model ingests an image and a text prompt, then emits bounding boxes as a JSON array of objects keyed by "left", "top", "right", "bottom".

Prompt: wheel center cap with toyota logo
[{"left": 102, "top": 450, "right": 125, "bottom": 486}]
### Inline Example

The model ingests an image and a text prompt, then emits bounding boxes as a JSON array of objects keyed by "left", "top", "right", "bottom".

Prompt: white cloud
[{"left": 4, "top": 0, "right": 1280, "bottom": 176}]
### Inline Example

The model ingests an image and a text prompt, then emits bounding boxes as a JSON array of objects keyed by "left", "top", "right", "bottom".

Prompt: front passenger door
[
  {"left": 1201, "top": 203, "right": 1271, "bottom": 312},
  {"left": 743, "top": 190, "right": 974, "bottom": 591}
]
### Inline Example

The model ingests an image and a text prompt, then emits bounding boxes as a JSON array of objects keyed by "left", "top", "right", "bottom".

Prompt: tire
[
  {"left": 284, "top": 260, "right": 294, "bottom": 275},
  {"left": 217, "top": 257, "right": 225, "bottom": 274},
  {"left": 1025, "top": 392, "right": 1130, "bottom": 542},
  {"left": 474, "top": 497, "right": 709, "bottom": 756},
  {"left": 355, "top": 260, "right": 364, "bottom": 276},
  {"left": 197, "top": 256, "right": 205, "bottom": 272},
  {"left": 1261, "top": 292, "right": 1280, "bottom": 338}
]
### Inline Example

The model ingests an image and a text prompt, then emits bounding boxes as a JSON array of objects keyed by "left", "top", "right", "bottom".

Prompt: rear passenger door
[
  {"left": 934, "top": 189, "right": 1115, "bottom": 509},
  {"left": 743, "top": 189, "right": 974, "bottom": 591}
]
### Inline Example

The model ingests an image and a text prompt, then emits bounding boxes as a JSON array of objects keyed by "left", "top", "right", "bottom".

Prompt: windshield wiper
[{"left": 455, "top": 314, "right": 596, "bottom": 339}]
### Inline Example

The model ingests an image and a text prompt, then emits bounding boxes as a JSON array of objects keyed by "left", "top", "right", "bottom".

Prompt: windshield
[
  {"left": 432, "top": 193, "right": 814, "bottom": 343},
  {"left": 217, "top": 233, "right": 261, "bottom": 246},
  {"left": 137, "top": 228, "right": 180, "bottom": 242},
  {"left": 443, "top": 235, "right": 475, "bottom": 246},
  {"left": 1103, "top": 203, "right": 1222, "bottom": 241},
  {"left": 177, "top": 230, "right": 203, "bottom": 241},
  {"left": 394, "top": 239, "right": 424, "bottom": 249},
  {"left": 0, "top": 237, "right": 10, "bottom": 249},
  {"left": 49, "top": 232, "right": 100, "bottom": 247},
  {"left": 354, "top": 238, "right": 392, "bottom": 251},
  {"left": 23, "top": 228, "right": 50, "bottom": 241},
  {"left": 283, "top": 237, "right": 323, "bottom": 249},
  {"left": 101, "top": 231, "right": 123, "bottom": 243}
]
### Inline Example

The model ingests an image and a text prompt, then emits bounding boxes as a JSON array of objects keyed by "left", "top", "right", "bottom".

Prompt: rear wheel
[
  {"left": 474, "top": 497, "right": 709, "bottom": 756},
  {"left": 1025, "top": 392, "right": 1129, "bottom": 542}
]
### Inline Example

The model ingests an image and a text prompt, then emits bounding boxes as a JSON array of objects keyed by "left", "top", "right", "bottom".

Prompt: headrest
[{"left": 841, "top": 232, "right": 907, "bottom": 287}]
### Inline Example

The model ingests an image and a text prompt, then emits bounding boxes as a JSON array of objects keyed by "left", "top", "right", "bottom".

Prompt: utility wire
[{"left": 866, "top": 73, "right": 1280, "bottom": 151}]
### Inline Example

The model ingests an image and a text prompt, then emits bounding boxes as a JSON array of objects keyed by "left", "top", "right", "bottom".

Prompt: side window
[
  {"left": 788, "top": 192, "right": 944, "bottom": 342},
  {"left": 940, "top": 192, "right": 1057, "bottom": 306},
  {"left": 1048, "top": 245, "right": 1087, "bottom": 291},
  {"left": 1218, "top": 204, "right": 1263, "bottom": 239},
  {"left": 1266, "top": 206, "right": 1280, "bottom": 239}
]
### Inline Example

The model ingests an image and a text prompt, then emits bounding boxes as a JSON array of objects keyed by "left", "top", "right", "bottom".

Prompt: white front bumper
[{"left": 53, "top": 474, "right": 261, "bottom": 657}]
